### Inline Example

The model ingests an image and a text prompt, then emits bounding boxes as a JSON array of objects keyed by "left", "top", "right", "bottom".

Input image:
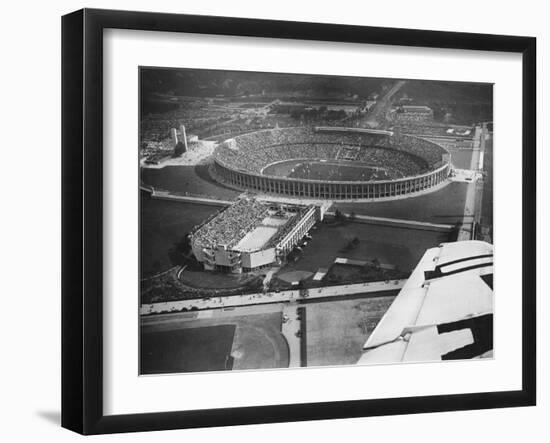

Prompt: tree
[{"left": 168, "top": 235, "right": 192, "bottom": 266}]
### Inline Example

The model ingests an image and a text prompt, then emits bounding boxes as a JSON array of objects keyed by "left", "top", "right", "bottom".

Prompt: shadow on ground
[{"left": 36, "top": 410, "right": 60, "bottom": 426}]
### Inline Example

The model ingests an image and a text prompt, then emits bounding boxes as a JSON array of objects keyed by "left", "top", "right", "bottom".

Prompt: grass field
[
  {"left": 263, "top": 159, "right": 396, "bottom": 181},
  {"left": 140, "top": 309, "right": 289, "bottom": 374},
  {"left": 281, "top": 221, "right": 448, "bottom": 275},
  {"left": 140, "top": 324, "right": 236, "bottom": 374},
  {"left": 140, "top": 198, "right": 220, "bottom": 277},
  {"left": 334, "top": 181, "right": 469, "bottom": 224},
  {"left": 448, "top": 148, "right": 474, "bottom": 169},
  {"left": 230, "top": 312, "right": 289, "bottom": 370},
  {"left": 305, "top": 295, "right": 396, "bottom": 367},
  {"left": 324, "top": 262, "right": 405, "bottom": 284},
  {"left": 141, "top": 164, "right": 240, "bottom": 199}
]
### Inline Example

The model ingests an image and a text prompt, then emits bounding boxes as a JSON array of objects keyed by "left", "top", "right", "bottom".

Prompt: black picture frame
[{"left": 61, "top": 8, "right": 537, "bottom": 435}]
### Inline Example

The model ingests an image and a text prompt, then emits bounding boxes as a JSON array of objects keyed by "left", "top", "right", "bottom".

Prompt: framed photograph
[{"left": 62, "top": 8, "right": 536, "bottom": 435}]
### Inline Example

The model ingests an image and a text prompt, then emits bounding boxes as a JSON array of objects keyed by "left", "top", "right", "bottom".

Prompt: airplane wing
[{"left": 357, "top": 240, "right": 493, "bottom": 365}]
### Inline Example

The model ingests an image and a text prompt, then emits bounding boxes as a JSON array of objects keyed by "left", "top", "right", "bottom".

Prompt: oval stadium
[{"left": 212, "top": 126, "right": 451, "bottom": 200}]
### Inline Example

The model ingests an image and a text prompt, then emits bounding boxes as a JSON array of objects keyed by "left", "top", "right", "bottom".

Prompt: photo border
[{"left": 61, "top": 8, "right": 536, "bottom": 435}]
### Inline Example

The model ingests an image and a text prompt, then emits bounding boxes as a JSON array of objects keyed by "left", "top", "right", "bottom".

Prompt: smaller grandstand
[{"left": 190, "top": 197, "right": 321, "bottom": 273}]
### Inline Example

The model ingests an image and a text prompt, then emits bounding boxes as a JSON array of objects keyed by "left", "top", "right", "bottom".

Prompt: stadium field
[
  {"left": 334, "top": 181, "right": 470, "bottom": 224},
  {"left": 262, "top": 159, "right": 397, "bottom": 181},
  {"left": 140, "top": 309, "right": 289, "bottom": 373},
  {"left": 140, "top": 324, "right": 236, "bottom": 374},
  {"left": 230, "top": 312, "right": 289, "bottom": 370},
  {"left": 305, "top": 295, "right": 396, "bottom": 367}
]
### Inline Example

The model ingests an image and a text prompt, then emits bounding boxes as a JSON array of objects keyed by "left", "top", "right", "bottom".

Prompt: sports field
[
  {"left": 263, "top": 159, "right": 396, "bottom": 181},
  {"left": 140, "top": 309, "right": 289, "bottom": 374},
  {"left": 230, "top": 312, "right": 289, "bottom": 370},
  {"left": 305, "top": 295, "right": 396, "bottom": 367},
  {"left": 140, "top": 324, "right": 236, "bottom": 374}
]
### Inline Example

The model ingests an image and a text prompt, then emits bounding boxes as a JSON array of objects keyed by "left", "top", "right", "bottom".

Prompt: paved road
[
  {"left": 365, "top": 80, "right": 406, "bottom": 128},
  {"left": 281, "top": 303, "right": 302, "bottom": 368},
  {"left": 150, "top": 190, "right": 232, "bottom": 206},
  {"left": 458, "top": 125, "right": 483, "bottom": 241},
  {"left": 326, "top": 211, "right": 453, "bottom": 231},
  {"left": 473, "top": 124, "right": 489, "bottom": 236},
  {"left": 140, "top": 279, "right": 406, "bottom": 315}
]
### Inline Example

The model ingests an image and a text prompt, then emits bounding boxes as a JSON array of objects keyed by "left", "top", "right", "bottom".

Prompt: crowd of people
[
  {"left": 213, "top": 127, "right": 445, "bottom": 179},
  {"left": 288, "top": 162, "right": 398, "bottom": 181},
  {"left": 395, "top": 135, "right": 447, "bottom": 167},
  {"left": 191, "top": 198, "right": 268, "bottom": 250}
]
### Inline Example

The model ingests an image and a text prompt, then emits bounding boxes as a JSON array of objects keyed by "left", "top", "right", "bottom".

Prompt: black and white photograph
[
  {"left": 139, "top": 68, "right": 494, "bottom": 375},
  {"left": 0, "top": 0, "right": 545, "bottom": 439}
]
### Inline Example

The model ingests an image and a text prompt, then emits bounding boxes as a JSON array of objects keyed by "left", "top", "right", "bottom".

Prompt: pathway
[{"left": 140, "top": 279, "right": 406, "bottom": 315}]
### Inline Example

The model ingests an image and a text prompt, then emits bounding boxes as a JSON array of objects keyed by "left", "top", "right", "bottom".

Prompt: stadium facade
[
  {"left": 212, "top": 127, "right": 451, "bottom": 200},
  {"left": 190, "top": 198, "right": 321, "bottom": 273}
]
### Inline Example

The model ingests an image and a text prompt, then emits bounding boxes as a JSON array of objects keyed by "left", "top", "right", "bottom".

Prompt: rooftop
[{"left": 402, "top": 105, "right": 433, "bottom": 113}]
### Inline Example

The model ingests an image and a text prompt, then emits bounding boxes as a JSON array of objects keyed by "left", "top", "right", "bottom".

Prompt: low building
[
  {"left": 190, "top": 198, "right": 321, "bottom": 273},
  {"left": 394, "top": 105, "right": 434, "bottom": 122}
]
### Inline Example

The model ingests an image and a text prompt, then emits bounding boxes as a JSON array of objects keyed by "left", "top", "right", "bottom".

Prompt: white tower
[
  {"left": 180, "top": 124, "right": 188, "bottom": 152},
  {"left": 170, "top": 128, "right": 179, "bottom": 146}
]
